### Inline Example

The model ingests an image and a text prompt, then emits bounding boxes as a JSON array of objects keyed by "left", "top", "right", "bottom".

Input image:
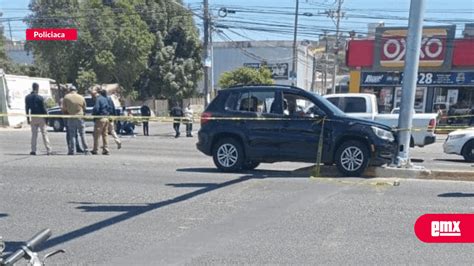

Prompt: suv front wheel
[
  {"left": 212, "top": 138, "right": 245, "bottom": 172},
  {"left": 335, "top": 140, "right": 370, "bottom": 177}
]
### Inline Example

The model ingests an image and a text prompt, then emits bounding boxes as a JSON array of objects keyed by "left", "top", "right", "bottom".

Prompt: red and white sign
[
  {"left": 414, "top": 214, "right": 474, "bottom": 243},
  {"left": 380, "top": 29, "right": 448, "bottom": 67},
  {"left": 26, "top": 28, "right": 77, "bottom": 41}
]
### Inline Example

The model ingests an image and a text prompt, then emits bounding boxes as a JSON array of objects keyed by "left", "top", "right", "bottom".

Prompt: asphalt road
[
  {"left": 410, "top": 135, "right": 474, "bottom": 171},
  {"left": 0, "top": 123, "right": 473, "bottom": 265}
]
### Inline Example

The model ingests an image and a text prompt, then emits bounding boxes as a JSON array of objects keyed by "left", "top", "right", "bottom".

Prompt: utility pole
[
  {"left": 323, "top": 31, "right": 328, "bottom": 95},
  {"left": 7, "top": 19, "right": 13, "bottom": 42},
  {"left": 291, "top": 0, "right": 299, "bottom": 86},
  {"left": 210, "top": 27, "right": 214, "bottom": 99},
  {"left": 329, "top": 0, "right": 344, "bottom": 94},
  {"left": 396, "top": 0, "right": 426, "bottom": 168},
  {"left": 310, "top": 55, "right": 317, "bottom": 92},
  {"left": 203, "top": 0, "right": 211, "bottom": 106}
]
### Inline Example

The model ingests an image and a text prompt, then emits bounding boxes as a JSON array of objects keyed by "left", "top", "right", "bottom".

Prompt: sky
[{"left": 0, "top": 0, "right": 473, "bottom": 42}]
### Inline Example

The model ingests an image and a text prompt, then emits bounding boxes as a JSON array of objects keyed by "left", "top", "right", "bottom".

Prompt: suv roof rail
[{"left": 224, "top": 84, "right": 304, "bottom": 90}]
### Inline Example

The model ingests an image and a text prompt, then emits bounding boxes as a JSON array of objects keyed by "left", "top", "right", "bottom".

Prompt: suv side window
[
  {"left": 224, "top": 92, "right": 239, "bottom": 111},
  {"left": 230, "top": 91, "right": 277, "bottom": 114},
  {"left": 282, "top": 92, "right": 325, "bottom": 117}
]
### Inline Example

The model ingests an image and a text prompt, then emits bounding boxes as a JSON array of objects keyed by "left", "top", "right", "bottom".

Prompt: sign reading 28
[{"left": 400, "top": 72, "right": 434, "bottom": 85}]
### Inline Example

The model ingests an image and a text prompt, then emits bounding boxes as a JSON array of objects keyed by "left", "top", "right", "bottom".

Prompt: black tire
[
  {"left": 52, "top": 119, "right": 64, "bottom": 132},
  {"left": 242, "top": 161, "right": 260, "bottom": 170},
  {"left": 335, "top": 140, "right": 370, "bottom": 177},
  {"left": 462, "top": 140, "right": 474, "bottom": 162},
  {"left": 212, "top": 138, "right": 245, "bottom": 172}
]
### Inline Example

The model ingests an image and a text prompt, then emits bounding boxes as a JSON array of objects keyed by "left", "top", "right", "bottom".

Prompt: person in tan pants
[
  {"left": 91, "top": 89, "right": 111, "bottom": 155},
  {"left": 92, "top": 117, "right": 110, "bottom": 155}
]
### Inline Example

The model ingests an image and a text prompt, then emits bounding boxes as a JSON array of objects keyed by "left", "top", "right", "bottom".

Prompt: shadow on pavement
[
  {"left": 434, "top": 159, "right": 470, "bottom": 163},
  {"left": 39, "top": 174, "right": 254, "bottom": 251},
  {"left": 2, "top": 241, "right": 25, "bottom": 255},
  {"left": 438, "top": 192, "right": 474, "bottom": 198},
  {"left": 0, "top": 213, "right": 8, "bottom": 218},
  {"left": 39, "top": 167, "right": 313, "bottom": 251},
  {"left": 167, "top": 183, "right": 220, "bottom": 188},
  {"left": 176, "top": 168, "right": 222, "bottom": 173},
  {"left": 176, "top": 168, "right": 307, "bottom": 178},
  {"left": 76, "top": 205, "right": 148, "bottom": 213}
]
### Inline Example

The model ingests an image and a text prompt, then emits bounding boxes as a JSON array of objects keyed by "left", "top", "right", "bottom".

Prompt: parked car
[
  {"left": 196, "top": 85, "right": 398, "bottom": 176},
  {"left": 443, "top": 128, "right": 474, "bottom": 161},
  {"left": 324, "top": 93, "right": 437, "bottom": 148}
]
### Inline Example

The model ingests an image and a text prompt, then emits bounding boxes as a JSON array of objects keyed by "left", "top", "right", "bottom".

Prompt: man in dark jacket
[
  {"left": 140, "top": 103, "right": 151, "bottom": 136},
  {"left": 91, "top": 88, "right": 110, "bottom": 155},
  {"left": 25, "top": 82, "right": 52, "bottom": 155},
  {"left": 170, "top": 102, "right": 183, "bottom": 138}
]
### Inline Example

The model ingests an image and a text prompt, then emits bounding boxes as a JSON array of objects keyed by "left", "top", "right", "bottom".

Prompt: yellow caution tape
[{"left": 0, "top": 112, "right": 471, "bottom": 132}]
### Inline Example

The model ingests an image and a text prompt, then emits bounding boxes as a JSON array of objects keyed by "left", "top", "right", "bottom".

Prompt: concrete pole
[
  {"left": 0, "top": 70, "right": 9, "bottom": 126},
  {"left": 396, "top": 0, "right": 426, "bottom": 167}
]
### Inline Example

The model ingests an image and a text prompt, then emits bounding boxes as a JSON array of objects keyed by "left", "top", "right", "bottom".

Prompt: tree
[
  {"left": 0, "top": 12, "right": 15, "bottom": 73},
  {"left": 25, "top": 0, "right": 199, "bottom": 100},
  {"left": 26, "top": 0, "right": 80, "bottom": 84},
  {"left": 76, "top": 69, "right": 97, "bottom": 94},
  {"left": 219, "top": 67, "right": 274, "bottom": 88},
  {"left": 73, "top": 0, "right": 154, "bottom": 96},
  {"left": 137, "top": 0, "right": 202, "bottom": 100}
]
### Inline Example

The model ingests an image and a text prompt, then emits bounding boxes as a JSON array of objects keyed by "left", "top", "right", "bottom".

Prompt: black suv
[{"left": 197, "top": 85, "right": 397, "bottom": 176}]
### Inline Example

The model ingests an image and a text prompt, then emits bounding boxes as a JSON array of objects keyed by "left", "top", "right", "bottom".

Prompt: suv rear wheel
[
  {"left": 335, "top": 140, "right": 370, "bottom": 177},
  {"left": 212, "top": 138, "right": 245, "bottom": 172}
]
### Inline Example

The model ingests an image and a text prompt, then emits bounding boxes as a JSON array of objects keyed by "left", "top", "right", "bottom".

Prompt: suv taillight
[
  {"left": 428, "top": 118, "right": 436, "bottom": 132},
  {"left": 201, "top": 112, "right": 212, "bottom": 125}
]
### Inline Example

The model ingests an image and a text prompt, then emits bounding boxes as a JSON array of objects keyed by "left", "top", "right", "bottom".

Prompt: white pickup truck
[{"left": 324, "top": 93, "right": 437, "bottom": 148}]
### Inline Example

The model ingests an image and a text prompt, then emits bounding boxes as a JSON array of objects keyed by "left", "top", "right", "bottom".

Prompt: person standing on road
[
  {"left": 469, "top": 106, "right": 474, "bottom": 126},
  {"left": 170, "top": 102, "right": 183, "bottom": 138},
  {"left": 140, "top": 103, "right": 151, "bottom": 136},
  {"left": 62, "top": 85, "right": 89, "bottom": 155},
  {"left": 25, "top": 82, "right": 52, "bottom": 155},
  {"left": 91, "top": 88, "right": 110, "bottom": 155},
  {"left": 61, "top": 97, "right": 83, "bottom": 153},
  {"left": 105, "top": 91, "right": 122, "bottom": 150},
  {"left": 184, "top": 103, "right": 194, "bottom": 137}
]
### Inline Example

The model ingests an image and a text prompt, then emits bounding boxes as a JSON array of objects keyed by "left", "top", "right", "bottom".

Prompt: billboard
[
  {"left": 243, "top": 63, "right": 289, "bottom": 80},
  {"left": 374, "top": 26, "right": 456, "bottom": 69},
  {"left": 360, "top": 71, "right": 474, "bottom": 87}
]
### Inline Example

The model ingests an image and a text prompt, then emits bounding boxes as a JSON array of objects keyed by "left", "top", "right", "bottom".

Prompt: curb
[{"left": 295, "top": 165, "right": 474, "bottom": 182}]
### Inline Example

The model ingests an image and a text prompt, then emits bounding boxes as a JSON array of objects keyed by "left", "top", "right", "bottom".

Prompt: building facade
[
  {"left": 346, "top": 25, "right": 474, "bottom": 114},
  {"left": 205, "top": 40, "right": 321, "bottom": 92}
]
